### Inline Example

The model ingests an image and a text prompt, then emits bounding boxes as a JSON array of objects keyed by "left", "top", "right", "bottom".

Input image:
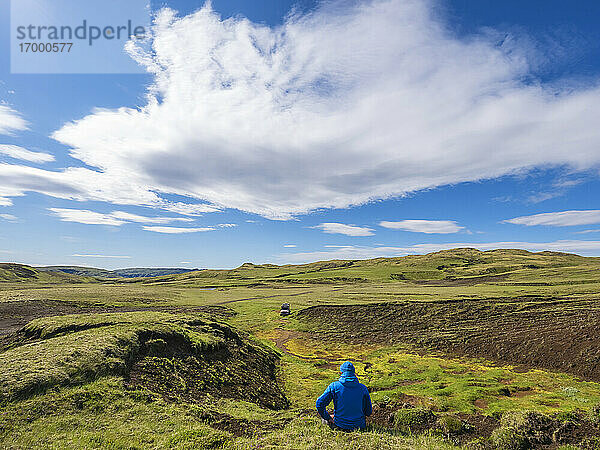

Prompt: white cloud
[
  {"left": 49, "top": 207, "right": 193, "bottom": 226},
  {"left": 505, "top": 210, "right": 600, "bottom": 226},
  {"left": 0, "top": 213, "right": 17, "bottom": 221},
  {"left": 142, "top": 226, "right": 214, "bottom": 233},
  {"left": 110, "top": 210, "right": 193, "bottom": 224},
  {"left": 0, "top": 164, "right": 163, "bottom": 209},
  {"left": 72, "top": 254, "right": 131, "bottom": 259},
  {"left": 283, "top": 244, "right": 297, "bottom": 248},
  {"left": 0, "top": 163, "right": 217, "bottom": 214},
  {"left": 159, "top": 202, "right": 220, "bottom": 215},
  {"left": 0, "top": 2, "right": 599, "bottom": 218},
  {"left": 0, "top": 106, "right": 28, "bottom": 135},
  {"left": 380, "top": 219, "right": 464, "bottom": 234},
  {"left": 576, "top": 229, "right": 600, "bottom": 234},
  {"left": 50, "top": 208, "right": 126, "bottom": 226},
  {"left": 0, "top": 145, "right": 54, "bottom": 163},
  {"left": 312, "top": 222, "right": 374, "bottom": 236},
  {"left": 278, "top": 240, "right": 600, "bottom": 263},
  {"left": 217, "top": 223, "right": 237, "bottom": 228}
]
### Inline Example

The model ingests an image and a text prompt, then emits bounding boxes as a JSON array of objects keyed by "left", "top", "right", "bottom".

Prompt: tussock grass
[
  {"left": 231, "top": 417, "right": 458, "bottom": 449},
  {"left": 0, "top": 377, "right": 234, "bottom": 449}
]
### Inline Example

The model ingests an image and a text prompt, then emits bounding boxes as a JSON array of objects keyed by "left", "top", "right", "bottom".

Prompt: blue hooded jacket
[{"left": 315, "top": 361, "right": 372, "bottom": 430}]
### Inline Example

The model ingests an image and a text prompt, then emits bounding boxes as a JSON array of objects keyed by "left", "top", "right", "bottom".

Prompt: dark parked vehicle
[{"left": 280, "top": 303, "right": 291, "bottom": 316}]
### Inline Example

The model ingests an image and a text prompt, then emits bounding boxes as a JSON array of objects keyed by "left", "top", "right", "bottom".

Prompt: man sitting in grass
[{"left": 316, "top": 361, "right": 372, "bottom": 431}]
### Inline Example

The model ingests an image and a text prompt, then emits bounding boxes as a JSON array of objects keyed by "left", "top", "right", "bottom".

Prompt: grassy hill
[
  {"left": 6, "top": 248, "right": 596, "bottom": 286},
  {"left": 143, "top": 248, "right": 595, "bottom": 287},
  {"left": 0, "top": 263, "right": 96, "bottom": 283}
]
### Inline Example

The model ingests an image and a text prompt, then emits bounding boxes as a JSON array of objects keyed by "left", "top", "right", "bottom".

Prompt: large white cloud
[{"left": 3, "top": 0, "right": 600, "bottom": 218}]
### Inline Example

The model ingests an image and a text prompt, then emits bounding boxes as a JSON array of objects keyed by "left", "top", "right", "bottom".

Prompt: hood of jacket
[{"left": 339, "top": 361, "right": 359, "bottom": 383}]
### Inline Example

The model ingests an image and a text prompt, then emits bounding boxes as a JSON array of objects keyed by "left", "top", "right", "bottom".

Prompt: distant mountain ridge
[
  {"left": 0, "top": 263, "right": 95, "bottom": 283},
  {"left": 36, "top": 266, "right": 197, "bottom": 279}
]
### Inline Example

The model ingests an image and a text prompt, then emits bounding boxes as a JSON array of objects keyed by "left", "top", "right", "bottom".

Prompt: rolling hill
[
  {"left": 36, "top": 266, "right": 197, "bottom": 279},
  {"left": 141, "top": 248, "right": 596, "bottom": 287},
  {"left": 0, "top": 263, "right": 95, "bottom": 283}
]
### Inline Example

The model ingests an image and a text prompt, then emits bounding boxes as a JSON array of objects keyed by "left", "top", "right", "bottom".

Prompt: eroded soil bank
[{"left": 297, "top": 300, "right": 600, "bottom": 382}]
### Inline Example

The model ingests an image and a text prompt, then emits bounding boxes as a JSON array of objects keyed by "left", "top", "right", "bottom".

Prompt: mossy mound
[
  {"left": 496, "top": 411, "right": 554, "bottom": 447},
  {"left": 0, "top": 312, "right": 288, "bottom": 410},
  {"left": 392, "top": 407, "right": 436, "bottom": 434},
  {"left": 437, "top": 415, "right": 468, "bottom": 435}
]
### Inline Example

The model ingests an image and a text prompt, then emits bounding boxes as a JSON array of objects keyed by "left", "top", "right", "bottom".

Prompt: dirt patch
[
  {"left": 473, "top": 399, "right": 488, "bottom": 409},
  {"left": 297, "top": 300, "right": 600, "bottom": 382},
  {"left": 367, "top": 402, "right": 397, "bottom": 427},
  {"left": 512, "top": 388, "right": 535, "bottom": 398},
  {"left": 368, "top": 380, "right": 423, "bottom": 392},
  {"left": 0, "top": 300, "right": 89, "bottom": 335},
  {"left": 457, "top": 412, "right": 500, "bottom": 440},
  {"left": 0, "top": 299, "right": 234, "bottom": 337}
]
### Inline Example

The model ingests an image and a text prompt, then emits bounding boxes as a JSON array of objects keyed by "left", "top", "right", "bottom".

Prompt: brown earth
[
  {"left": 0, "top": 299, "right": 235, "bottom": 336},
  {"left": 125, "top": 321, "right": 289, "bottom": 411},
  {"left": 296, "top": 299, "right": 600, "bottom": 382}
]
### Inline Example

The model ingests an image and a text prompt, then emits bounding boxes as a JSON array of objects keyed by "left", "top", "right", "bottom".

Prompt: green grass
[
  {"left": 0, "top": 377, "right": 234, "bottom": 449},
  {"left": 0, "top": 377, "right": 456, "bottom": 450},
  {"left": 231, "top": 418, "right": 459, "bottom": 449}
]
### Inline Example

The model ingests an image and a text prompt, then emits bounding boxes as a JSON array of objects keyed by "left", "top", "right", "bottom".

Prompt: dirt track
[{"left": 297, "top": 299, "right": 600, "bottom": 382}]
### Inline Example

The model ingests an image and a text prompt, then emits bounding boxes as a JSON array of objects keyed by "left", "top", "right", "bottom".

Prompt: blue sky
[{"left": 0, "top": 0, "right": 599, "bottom": 269}]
